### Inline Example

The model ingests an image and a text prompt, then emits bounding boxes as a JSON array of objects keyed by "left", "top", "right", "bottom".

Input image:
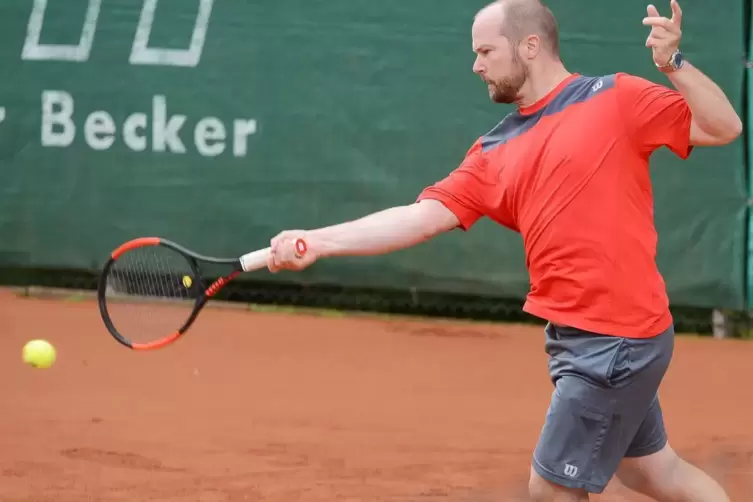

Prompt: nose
[{"left": 472, "top": 56, "right": 484, "bottom": 75}]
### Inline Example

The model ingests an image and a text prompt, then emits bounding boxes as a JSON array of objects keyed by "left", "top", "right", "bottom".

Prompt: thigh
[
  {"left": 532, "top": 323, "right": 674, "bottom": 494},
  {"left": 532, "top": 374, "right": 620, "bottom": 494},
  {"left": 625, "top": 393, "right": 667, "bottom": 458}
]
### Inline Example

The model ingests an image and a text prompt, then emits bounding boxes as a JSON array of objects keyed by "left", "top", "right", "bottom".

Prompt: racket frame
[{"left": 97, "top": 237, "right": 290, "bottom": 351}]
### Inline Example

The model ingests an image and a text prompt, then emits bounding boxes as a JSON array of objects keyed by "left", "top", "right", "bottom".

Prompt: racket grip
[
  {"left": 239, "top": 239, "right": 308, "bottom": 272},
  {"left": 240, "top": 247, "right": 271, "bottom": 272}
]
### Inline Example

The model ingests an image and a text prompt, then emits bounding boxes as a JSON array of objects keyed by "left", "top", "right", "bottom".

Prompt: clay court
[{"left": 1, "top": 287, "right": 752, "bottom": 501}]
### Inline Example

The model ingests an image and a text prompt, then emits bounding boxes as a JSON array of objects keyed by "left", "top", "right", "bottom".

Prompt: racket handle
[
  {"left": 240, "top": 247, "right": 270, "bottom": 272},
  {"left": 239, "top": 238, "right": 307, "bottom": 272}
]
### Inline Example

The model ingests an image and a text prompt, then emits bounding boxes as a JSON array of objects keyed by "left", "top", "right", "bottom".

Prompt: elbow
[
  {"left": 699, "top": 114, "right": 743, "bottom": 146},
  {"left": 721, "top": 115, "right": 743, "bottom": 144}
]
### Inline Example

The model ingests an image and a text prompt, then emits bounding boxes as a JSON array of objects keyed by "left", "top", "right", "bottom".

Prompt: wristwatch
[{"left": 657, "top": 49, "right": 685, "bottom": 73}]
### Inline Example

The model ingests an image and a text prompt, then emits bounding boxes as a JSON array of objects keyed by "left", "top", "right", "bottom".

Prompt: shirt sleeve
[
  {"left": 615, "top": 73, "right": 693, "bottom": 159},
  {"left": 415, "top": 140, "right": 487, "bottom": 231}
]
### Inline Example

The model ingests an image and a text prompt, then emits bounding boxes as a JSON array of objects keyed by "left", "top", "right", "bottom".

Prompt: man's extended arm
[
  {"left": 305, "top": 200, "right": 459, "bottom": 258},
  {"left": 267, "top": 200, "right": 460, "bottom": 272}
]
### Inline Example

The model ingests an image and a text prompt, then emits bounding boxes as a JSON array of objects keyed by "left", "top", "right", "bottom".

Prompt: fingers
[
  {"left": 267, "top": 252, "right": 280, "bottom": 274},
  {"left": 646, "top": 29, "right": 672, "bottom": 40},
  {"left": 270, "top": 230, "right": 292, "bottom": 253},
  {"left": 642, "top": 17, "right": 674, "bottom": 29},
  {"left": 268, "top": 231, "right": 310, "bottom": 272},
  {"left": 670, "top": 0, "right": 682, "bottom": 24},
  {"left": 644, "top": 1, "right": 682, "bottom": 64},
  {"left": 645, "top": 28, "right": 676, "bottom": 49},
  {"left": 643, "top": 1, "right": 680, "bottom": 31}
]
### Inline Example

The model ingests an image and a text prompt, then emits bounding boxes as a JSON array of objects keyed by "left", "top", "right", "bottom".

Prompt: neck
[{"left": 516, "top": 60, "right": 572, "bottom": 108}]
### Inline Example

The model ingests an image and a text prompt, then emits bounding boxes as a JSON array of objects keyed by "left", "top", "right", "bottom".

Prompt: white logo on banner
[
  {"left": 22, "top": 0, "right": 214, "bottom": 67},
  {"left": 18, "top": 1, "right": 259, "bottom": 158}
]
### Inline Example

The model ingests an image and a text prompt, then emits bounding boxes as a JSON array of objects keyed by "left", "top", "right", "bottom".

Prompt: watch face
[{"left": 672, "top": 51, "right": 684, "bottom": 68}]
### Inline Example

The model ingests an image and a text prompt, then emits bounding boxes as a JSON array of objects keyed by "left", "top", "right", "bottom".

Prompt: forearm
[
  {"left": 308, "top": 203, "right": 454, "bottom": 258},
  {"left": 666, "top": 62, "right": 742, "bottom": 138}
]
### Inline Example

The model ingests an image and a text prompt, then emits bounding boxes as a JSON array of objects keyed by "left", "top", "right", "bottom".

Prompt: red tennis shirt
[{"left": 417, "top": 73, "right": 693, "bottom": 339}]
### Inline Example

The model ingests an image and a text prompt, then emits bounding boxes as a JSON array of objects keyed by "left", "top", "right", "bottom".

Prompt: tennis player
[{"left": 266, "top": 0, "right": 741, "bottom": 500}]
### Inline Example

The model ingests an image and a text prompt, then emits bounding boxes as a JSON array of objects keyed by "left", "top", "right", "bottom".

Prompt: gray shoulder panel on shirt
[{"left": 481, "top": 74, "right": 617, "bottom": 152}]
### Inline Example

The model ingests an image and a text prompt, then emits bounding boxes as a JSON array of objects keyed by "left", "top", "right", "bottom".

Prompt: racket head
[{"left": 97, "top": 237, "right": 210, "bottom": 350}]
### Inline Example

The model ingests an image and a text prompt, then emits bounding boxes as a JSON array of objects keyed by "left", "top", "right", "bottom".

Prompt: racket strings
[{"left": 104, "top": 246, "right": 197, "bottom": 343}]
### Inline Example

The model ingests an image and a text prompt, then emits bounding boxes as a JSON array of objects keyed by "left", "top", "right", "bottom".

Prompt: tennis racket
[{"left": 96, "top": 236, "right": 307, "bottom": 351}]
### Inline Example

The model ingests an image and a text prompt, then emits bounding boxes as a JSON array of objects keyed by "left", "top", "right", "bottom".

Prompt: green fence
[{"left": 0, "top": 0, "right": 749, "bottom": 313}]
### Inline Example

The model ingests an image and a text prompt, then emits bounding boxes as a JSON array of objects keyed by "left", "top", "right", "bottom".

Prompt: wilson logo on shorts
[{"left": 564, "top": 464, "right": 579, "bottom": 477}]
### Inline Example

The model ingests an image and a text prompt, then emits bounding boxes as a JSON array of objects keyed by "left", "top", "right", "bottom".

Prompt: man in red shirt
[{"left": 264, "top": 0, "right": 741, "bottom": 500}]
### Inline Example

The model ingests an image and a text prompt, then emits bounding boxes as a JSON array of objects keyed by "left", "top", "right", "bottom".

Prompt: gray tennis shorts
[{"left": 532, "top": 322, "right": 674, "bottom": 494}]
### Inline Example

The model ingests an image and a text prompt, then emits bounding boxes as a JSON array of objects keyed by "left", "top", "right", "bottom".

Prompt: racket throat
[{"left": 204, "top": 271, "right": 240, "bottom": 298}]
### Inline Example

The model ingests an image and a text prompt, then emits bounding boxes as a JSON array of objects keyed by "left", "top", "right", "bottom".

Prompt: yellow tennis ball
[
  {"left": 22, "top": 339, "right": 56, "bottom": 369},
  {"left": 182, "top": 275, "right": 192, "bottom": 288}
]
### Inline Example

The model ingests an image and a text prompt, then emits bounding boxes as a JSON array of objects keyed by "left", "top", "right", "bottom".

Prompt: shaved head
[{"left": 477, "top": 0, "right": 560, "bottom": 58}]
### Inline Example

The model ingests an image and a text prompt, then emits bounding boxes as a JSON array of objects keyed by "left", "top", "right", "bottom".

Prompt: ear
[{"left": 522, "top": 34, "right": 541, "bottom": 59}]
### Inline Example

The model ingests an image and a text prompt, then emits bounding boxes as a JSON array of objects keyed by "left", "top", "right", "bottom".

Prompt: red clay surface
[{"left": 1, "top": 287, "right": 752, "bottom": 501}]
